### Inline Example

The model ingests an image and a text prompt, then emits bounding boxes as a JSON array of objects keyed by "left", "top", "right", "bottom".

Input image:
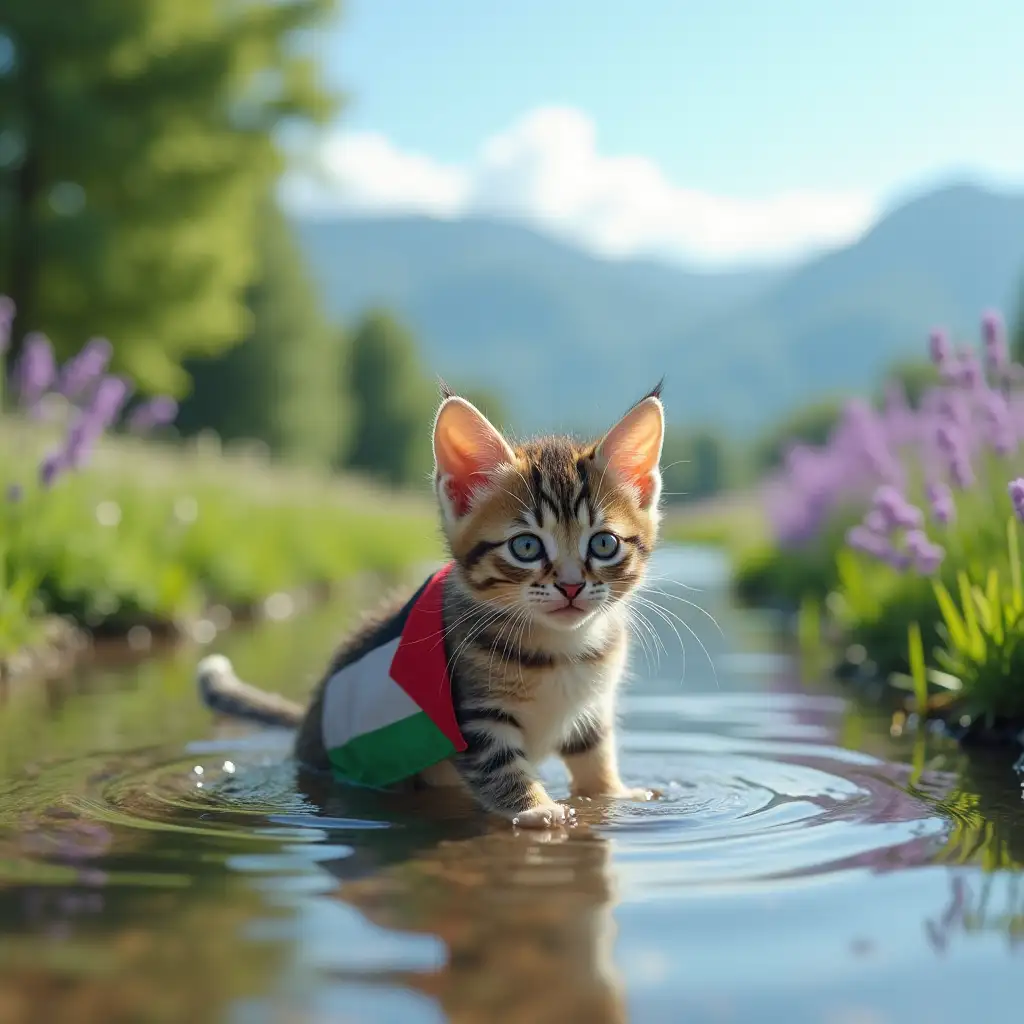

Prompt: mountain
[{"left": 294, "top": 183, "right": 1024, "bottom": 433}]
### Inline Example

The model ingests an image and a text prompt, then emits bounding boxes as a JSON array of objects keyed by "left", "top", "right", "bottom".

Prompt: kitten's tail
[{"left": 196, "top": 654, "right": 304, "bottom": 729}]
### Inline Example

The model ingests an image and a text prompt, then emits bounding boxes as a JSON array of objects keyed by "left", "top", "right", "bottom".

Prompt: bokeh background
[{"left": 7, "top": 1, "right": 1023, "bottom": 499}]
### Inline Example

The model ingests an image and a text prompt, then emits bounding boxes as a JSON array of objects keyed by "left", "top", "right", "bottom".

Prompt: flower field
[{"left": 738, "top": 309, "right": 1024, "bottom": 734}]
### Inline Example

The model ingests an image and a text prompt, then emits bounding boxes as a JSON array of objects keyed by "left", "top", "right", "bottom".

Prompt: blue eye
[
  {"left": 509, "top": 533, "right": 544, "bottom": 562},
  {"left": 588, "top": 532, "right": 620, "bottom": 560}
]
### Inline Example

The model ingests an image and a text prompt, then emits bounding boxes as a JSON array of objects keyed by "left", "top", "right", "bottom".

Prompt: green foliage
[
  {"left": 0, "top": 0, "right": 338, "bottom": 393},
  {"left": 662, "top": 428, "right": 741, "bottom": 504},
  {"left": 0, "top": 418, "right": 440, "bottom": 655},
  {"left": 753, "top": 398, "right": 845, "bottom": 472},
  {"left": 926, "top": 521, "right": 1024, "bottom": 720},
  {"left": 877, "top": 358, "right": 939, "bottom": 407},
  {"left": 177, "top": 201, "right": 344, "bottom": 467},
  {"left": 342, "top": 309, "right": 435, "bottom": 487}
]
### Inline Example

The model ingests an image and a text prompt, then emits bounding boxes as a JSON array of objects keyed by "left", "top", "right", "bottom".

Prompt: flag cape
[{"left": 321, "top": 563, "right": 466, "bottom": 788}]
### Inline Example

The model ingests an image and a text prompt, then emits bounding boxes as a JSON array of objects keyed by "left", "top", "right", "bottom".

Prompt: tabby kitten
[{"left": 198, "top": 386, "right": 664, "bottom": 829}]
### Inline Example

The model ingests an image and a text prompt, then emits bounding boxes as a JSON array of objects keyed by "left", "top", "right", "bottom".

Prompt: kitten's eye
[
  {"left": 509, "top": 533, "right": 544, "bottom": 562},
  {"left": 588, "top": 531, "right": 620, "bottom": 560}
]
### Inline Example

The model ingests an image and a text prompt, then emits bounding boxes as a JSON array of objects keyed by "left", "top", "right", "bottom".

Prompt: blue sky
[{"left": 286, "top": 0, "right": 1024, "bottom": 266}]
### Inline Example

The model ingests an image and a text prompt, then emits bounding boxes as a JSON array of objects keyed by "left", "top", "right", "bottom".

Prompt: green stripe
[{"left": 327, "top": 709, "right": 457, "bottom": 789}]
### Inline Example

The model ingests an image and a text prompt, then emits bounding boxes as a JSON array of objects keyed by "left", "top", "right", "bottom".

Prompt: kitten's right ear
[{"left": 433, "top": 396, "right": 514, "bottom": 519}]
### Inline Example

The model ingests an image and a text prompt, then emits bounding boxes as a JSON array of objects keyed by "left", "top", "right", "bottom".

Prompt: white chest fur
[{"left": 513, "top": 610, "right": 628, "bottom": 762}]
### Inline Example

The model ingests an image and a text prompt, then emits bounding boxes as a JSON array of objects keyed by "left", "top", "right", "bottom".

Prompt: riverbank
[{"left": 1, "top": 418, "right": 441, "bottom": 683}]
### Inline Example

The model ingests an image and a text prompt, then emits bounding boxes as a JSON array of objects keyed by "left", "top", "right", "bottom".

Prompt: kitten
[{"left": 197, "top": 385, "right": 664, "bottom": 829}]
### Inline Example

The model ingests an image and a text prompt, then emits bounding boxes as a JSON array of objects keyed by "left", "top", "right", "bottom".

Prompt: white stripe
[{"left": 321, "top": 637, "right": 421, "bottom": 752}]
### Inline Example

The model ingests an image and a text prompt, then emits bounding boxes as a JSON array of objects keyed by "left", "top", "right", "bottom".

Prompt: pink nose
[{"left": 556, "top": 581, "right": 585, "bottom": 601}]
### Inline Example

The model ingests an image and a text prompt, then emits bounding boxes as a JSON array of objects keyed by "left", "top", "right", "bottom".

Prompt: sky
[{"left": 282, "top": 0, "right": 1024, "bottom": 268}]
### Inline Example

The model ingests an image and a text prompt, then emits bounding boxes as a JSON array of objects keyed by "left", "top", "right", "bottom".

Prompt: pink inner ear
[
  {"left": 434, "top": 398, "right": 513, "bottom": 516},
  {"left": 599, "top": 398, "right": 663, "bottom": 507}
]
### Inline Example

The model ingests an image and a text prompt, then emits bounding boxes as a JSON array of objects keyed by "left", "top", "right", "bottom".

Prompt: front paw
[{"left": 511, "top": 803, "right": 576, "bottom": 829}]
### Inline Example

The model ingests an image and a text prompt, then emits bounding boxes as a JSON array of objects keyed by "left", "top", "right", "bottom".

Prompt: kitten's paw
[{"left": 511, "top": 803, "right": 576, "bottom": 829}]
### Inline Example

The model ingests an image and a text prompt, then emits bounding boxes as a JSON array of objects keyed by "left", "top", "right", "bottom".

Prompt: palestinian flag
[{"left": 321, "top": 563, "right": 467, "bottom": 788}]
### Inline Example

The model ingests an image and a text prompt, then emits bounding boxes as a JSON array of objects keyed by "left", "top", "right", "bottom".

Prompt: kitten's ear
[
  {"left": 596, "top": 392, "right": 665, "bottom": 509},
  {"left": 433, "top": 396, "right": 514, "bottom": 519}
]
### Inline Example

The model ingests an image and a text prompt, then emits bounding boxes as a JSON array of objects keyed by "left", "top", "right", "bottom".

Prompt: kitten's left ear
[{"left": 596, "top": 390, "right": 665, "bottom": 510}]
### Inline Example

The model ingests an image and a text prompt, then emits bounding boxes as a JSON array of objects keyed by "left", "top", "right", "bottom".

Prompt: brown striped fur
[{"left": 197, "top": 386, "right": 665, "bottom": 829}]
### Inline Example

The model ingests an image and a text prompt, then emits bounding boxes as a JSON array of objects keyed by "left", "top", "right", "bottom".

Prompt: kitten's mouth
[{"left": 548, "top": 602, "right": 588, "bottom": 619}]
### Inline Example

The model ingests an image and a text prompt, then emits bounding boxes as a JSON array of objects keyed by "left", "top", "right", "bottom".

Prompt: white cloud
[{"left": 281, "top": 106, "right": 878, "bottom": 265}]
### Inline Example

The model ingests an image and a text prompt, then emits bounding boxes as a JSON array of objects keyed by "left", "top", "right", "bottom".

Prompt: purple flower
[
  {"left": 871, "top": 486, "right": 923, "bottom": 529},
  {"left": 929, "top": 327, "right": 950, "bottom": 367},
  {"left": 127, "top": 395, "right": 178, "bottom": 433},
  {"left": 14, "top": 332, "right": 56, "bottom": 408},
  {"left": 956, "top": 350, "right": 982, "bottom": 390},
  {"left": 39, "top": 450, "right": 64, "bottom": 489},
  {"left": 0, "top": 295, "right": 13, "bottom": 356},
  {"left": 925, "top": 481, "right": 955, "bottom": 526},
  {"left": 864, "top": 509, "right": 890, "bottom": 534},
  {"left": 846, "top": 525, "right": 891, "bottom": 560},
  {"left": 57, "top": 337, "right": 113, "bottom": 401},
  {"left": 85, "top": 375, "right": 132, "bottom": 431},
  {"left": 6, "top": 482, "right": 23, "bottom": 503},
  {"left": 949, "top": 451, "right": 975, "bottom": 490},
  {"left": 1009, "top": 478, "right": 1024, "bottom": 522},
  {"left": 982, "top": 309, "right": 1008, "bottom": 374}
]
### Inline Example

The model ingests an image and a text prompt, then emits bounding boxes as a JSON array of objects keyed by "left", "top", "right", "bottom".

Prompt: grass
[{"left": 0, "top": 416, "right": 441, "bottom": 657}]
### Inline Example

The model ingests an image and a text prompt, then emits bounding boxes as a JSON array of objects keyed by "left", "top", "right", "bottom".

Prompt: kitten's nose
[{"left": 555, "top": 581, "right": 585, "bottom": 601}]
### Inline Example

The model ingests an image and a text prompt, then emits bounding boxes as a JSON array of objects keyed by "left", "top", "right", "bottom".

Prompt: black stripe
[
  {"left": 471, "top": 630, "right": 556, "bottom": 668},
  {"left": 456, "top": 705, "right": 523, "bottom": 730},
  {"left": 560, "top": 718, "right": 607, "bottom": 757},
  {"left": 464, "top": 538, "right": 506, "bottom": 569},
  {"left": 622, "top": 534, "right": 649, "bottom": 555},
  {"left": 530, "top": 465, "right": 545, "bottom": 526},
  {"left": 471, "top": 745, "right": 522, "bottom": 776}
]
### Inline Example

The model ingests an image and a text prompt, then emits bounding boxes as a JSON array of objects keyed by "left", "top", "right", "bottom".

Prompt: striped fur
[{"left": 197, "top": 387, "right": 664, "bottom": 829}]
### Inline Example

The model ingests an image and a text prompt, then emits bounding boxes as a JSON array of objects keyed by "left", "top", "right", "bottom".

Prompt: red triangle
[{"left": 389, "top": 563, "right": 467, "bottom": 752}]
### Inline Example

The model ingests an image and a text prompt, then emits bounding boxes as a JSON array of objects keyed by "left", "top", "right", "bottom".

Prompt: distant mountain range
[{"left": 294, "top": 183, "right": 1024, "bottom": 434}]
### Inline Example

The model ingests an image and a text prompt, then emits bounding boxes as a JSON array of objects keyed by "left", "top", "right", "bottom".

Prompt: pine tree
[{"left": 0, "top": 0, "right": 338, "bottom": 393}]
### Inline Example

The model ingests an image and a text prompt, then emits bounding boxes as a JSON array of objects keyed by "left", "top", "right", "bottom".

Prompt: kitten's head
[{"left": 433, "top": 385, "right": 664, "bottom": 630}]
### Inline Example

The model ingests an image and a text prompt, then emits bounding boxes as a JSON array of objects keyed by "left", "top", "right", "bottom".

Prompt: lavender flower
[
  {"left": 904, "top": 529, "right": 946, "bottom": 575},
  {"left": 846, "top": 524, "right": 891, "bottom": 560},
  {"left": 88, "top": 375, "right": 133, "bottom": 429},
  {"left": 14, "top": 332, "right": 56, "bottom": 408},
  {"left": 929, "top": 327, "right": 950, "bottom": 367},
  {"left": 871, "top": 486, "right": 923, "bottom": 529},
  {"left": 955, "top": 350, "right": 982, "bottom": 390},
  {"left": 864, "top": 509, "right": 890, "bottom": 534},
  {"left": 127, "top": 395, "right": 178, "bottom": 433},
  {"left": 982, "top": 309, "right": 1008, "bottom": 374},
  {"left": 925, "top": 481, "right": 955, "bottom": 526},
  {"left": 39, "top": 450, "right": 64, "bottom": 489},
  {"left": 0, "top": 295, "right": 13, "bottom": 356},
  {"left": 1009, "top": 478, "right": 1024, "bottom": 523},
  {"left": 57, "top": 337, "right": 113, "bottom": 400},
  {"left": 6, "top": 483, "right": 23, "bottom": 503}
]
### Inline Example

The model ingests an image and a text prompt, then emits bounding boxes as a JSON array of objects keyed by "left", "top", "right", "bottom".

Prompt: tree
[
  {"left": 753, "top": 397, "right": 845, "bottom": 472},
  {"left": 342, "top": 310, "right": 435, "bottom": 486},
  {"left": 176, "top": 200, "right": 343, "bottom": 466},
  {"left": 0, "top": 0, "right": 338, "bottom": 393},
  {"left": 661, "top": 427, "right": 740, "bottom": 504}
]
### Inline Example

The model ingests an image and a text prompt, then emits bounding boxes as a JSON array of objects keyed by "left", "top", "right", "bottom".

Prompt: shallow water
[{"left": 1, "top": 546, "right": 1023, "bottom": 1024}]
